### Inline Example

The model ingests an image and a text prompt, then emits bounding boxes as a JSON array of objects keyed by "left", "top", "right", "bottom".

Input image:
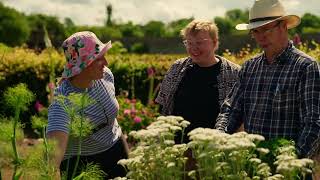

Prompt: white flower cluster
[
  {"left": 117, "top": 116, "right": 315, "bottom": 179},
  {"left": 129, "top": 115, "right": 189, "bottom": 144},
  {"left": 188, "top": 129, "right": 265, "bottom": 152},
  {"left": 275, "top": 144, "right": 314, "bottom": 179},
  {"left": 187, "top": 128, "right": 271, "bottom": 178},
  {"left": 119, "top": 116, "right": 189, "bottom": 179}
]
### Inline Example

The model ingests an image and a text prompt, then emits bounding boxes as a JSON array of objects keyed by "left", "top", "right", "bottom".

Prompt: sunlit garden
[
  {"left": 1, "top": 0, "right": 320, "bottom": 179},
  {"left": 0, "top": 41, "right": 319, "bottom": 179}
]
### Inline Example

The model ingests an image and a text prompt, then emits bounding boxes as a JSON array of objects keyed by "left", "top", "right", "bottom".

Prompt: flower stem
[
  {"left": 43, "top": 126, "right": 50, "bottom": 175},
  {"left": 131, "top": 73, "right": 135, "bottom": 99},
  {"left": 71, "top": 93, "right": 86, "bottom": 179},
  {"left": 11, "top": 109, "right": 20, "bottom": 178},
  {"left": 147, "top": 76, "right": 154, "bottom": 106}
]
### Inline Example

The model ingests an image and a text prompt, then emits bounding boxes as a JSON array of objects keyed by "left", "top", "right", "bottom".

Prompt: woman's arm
[{"left": 47, "top": 130, "right": 69, "bottom": 168}]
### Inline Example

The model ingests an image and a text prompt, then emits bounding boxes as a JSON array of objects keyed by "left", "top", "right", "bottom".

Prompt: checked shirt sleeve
[
  {"left": 215, "top": 64, "right": 246, "bottom": 133},
  {"left": 155, "top": 64, "right": 176, "bottom": 107},
  {"left": 297, "top": 61, "right": 320, "bottom": 158}
]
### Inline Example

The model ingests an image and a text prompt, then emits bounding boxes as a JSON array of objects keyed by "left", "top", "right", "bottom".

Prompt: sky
[{"left": 2, "top": 0, "right": 320, "bottom": 26}]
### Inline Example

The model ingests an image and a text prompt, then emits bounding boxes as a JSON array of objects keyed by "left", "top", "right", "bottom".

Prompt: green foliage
[
  {"left": 4, "top": 83, "right": 35, "bottom": 112},
  {"left": 0, "top": 45, "right": 65, "bottom": 117},
  {"left": 214, "top": 17, "right": 233, "bottom": 35},
  {"left": 0, "top": 42, "right": 320, "bottom": 123},
  {"left": 167, "top": 17, "right": 194, "bottom": 37},
  {"left": 31, "top": 115, "right": 47, "bottom": 134},
  {"left": 56, "top": 93, "right": 95, "bottom": 138},
  {"left": 118, "top": 22, "right": 144, "bottom": 38},
  {"left": 143, "top": 21, "right": 166, "bottom": 38},
  {"left": 0, "top": 3, "right": 320, "bottom": 54},
  {"left": 257, "top": 138, "right": 295, "bottom": 172},
  {"left": 72, "top": 163, "right": 106, "bottom": 180},
  {"left": 295, "top": 13, "right": 320, "bottom": 34},
  {"left": 78, "top": 25, "right": 123, "bottom": 40},
  {"left": 55, "top": 92, "right": 101, "bottom": 179},
  {"left": 225, "top": 9, "right": 249, "bottom": 24},
  {"left": 130, "top": 42, "right": 149, "bottom": 53},
  {"left": 0, "top": 83, "right": 58, "bottom": 179},
  {"left": 21, "top": 140, "right": 57, "bottom": 179},
  {"left": 108, "top": 41, "right": 128, "bottom": 54},
  {"left": 0, "top": 2, "right": 30, "bottom": 46},
  {"left": 0, "top": 119, "right": 24, "bottom": 142},
  {"left": 27, "top": 14, "right": 66, "bottom": 50}
]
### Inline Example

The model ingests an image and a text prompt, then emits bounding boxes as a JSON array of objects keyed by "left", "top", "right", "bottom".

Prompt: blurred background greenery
[{"left": 0, "top": 2, "right": 319, "bottom": 54}]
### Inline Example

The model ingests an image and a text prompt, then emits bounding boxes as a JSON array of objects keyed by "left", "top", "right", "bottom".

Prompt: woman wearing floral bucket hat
[
  {"left": 47, "top": 31, "right": 128, "bottom": 179},
  {"left": 215, "top": 0, "right": 320, "bottom": 178}
]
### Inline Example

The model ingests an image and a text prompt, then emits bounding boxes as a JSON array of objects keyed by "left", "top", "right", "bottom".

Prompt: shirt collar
[{"left": 262, "top": 41, "right": 294, "bottom": 65}]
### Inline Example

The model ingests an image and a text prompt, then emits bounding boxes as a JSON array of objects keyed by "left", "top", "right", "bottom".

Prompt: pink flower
[
  {"left": 147, "top": 67, "right": 155, "bottom": 77},
  {"left": 134, "top": 116, "right": 142, "bottom": 123},
  {"left": 130, "top": 108, "right": 137, "bottom": 116},
  {"left": 124, "top": 109, "right": 131, "bottom": 115},
  {"left": 125, "top": 98, "right": 131, "bottom": 104},
  {"left": 34, "top": 100, "right": 44, "bottom": 112},
  {"left": 48, "top": 82, "right": 55, "bottom": 90},
  {"left": 131, "top": 99, "right": 136, "bottom": 104}
]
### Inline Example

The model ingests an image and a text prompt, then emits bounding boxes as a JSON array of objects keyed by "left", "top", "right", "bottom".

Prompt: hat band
[{"left": 249, "top": 16, "right": 281, "bottom": 23}]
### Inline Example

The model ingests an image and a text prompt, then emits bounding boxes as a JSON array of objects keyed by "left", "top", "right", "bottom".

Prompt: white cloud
[{"left": 1, "top": 0, "right": 319, "bottom": 26}]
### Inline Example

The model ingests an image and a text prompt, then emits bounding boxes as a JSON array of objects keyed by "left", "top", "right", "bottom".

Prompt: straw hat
[{"left": 236, "top": 0, "right": 301, "bottom": 30}]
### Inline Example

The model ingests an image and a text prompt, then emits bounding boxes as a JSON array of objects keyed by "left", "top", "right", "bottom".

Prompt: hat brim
[
  {"left": 235, "top": 15, "right": 301, "bottom": 30},
  {"left": 96, "top": 40, "right": 112, "bottom": 59}
]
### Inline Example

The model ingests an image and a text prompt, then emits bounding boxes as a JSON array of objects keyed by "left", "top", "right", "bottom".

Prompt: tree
[
  {"left": 214, "top": 17, "right": 233, "bottom": 35},
  {"left": 225, "top": 9, "right": 249, "bottom": 23},
  {"left": 167, "top": 17, "right": 194, "bottom": 37},
  {"left": 143, "top": 21, "right": 166, "bottom": 38},
  {"left": 106, "top": 3, "right": 113, "bottom": 26},
  {"left": 64, "top": 17, "right": 77, "bottom": 37},
  {"left": 119, "top": 22, "right": 144, "bottom": 38},
  {"left": 64, "top": 17, "right": 75, "bottom": 28},
  {"left": 27, "top": 14, "right": 66, "bottom": 50},
  {"left": 0, "top": 2, "right": 30, "bottom": 46},
  {"left": 295, "top": 13, "right": 320, "bottom": 33},
  {"left": 78, "top": 26, "right": 122, "bottom": 41}
]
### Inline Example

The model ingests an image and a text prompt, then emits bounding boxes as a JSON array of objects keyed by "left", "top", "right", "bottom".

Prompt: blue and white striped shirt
[{"left": 47, "top": 67, "right": 122, "bottom": 159}]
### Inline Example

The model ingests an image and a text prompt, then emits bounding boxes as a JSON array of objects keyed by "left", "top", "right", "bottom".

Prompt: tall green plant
[
  {"left": 3, "top": 83, "right": 34, "bottom": 179},
  {"left": 56, "top": 92, "right": 106, "bottom": 179},
  {"left": 1, "top": 84, "right": 57, "bottom": 179}
]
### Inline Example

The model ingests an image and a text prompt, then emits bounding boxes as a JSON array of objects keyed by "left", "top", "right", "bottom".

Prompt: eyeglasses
[
  {"left": 182, "top": 38, "right": 212, "bottom": 47},
  {"left": 249, "top": 21, "right": 282, "bottom": 37}
]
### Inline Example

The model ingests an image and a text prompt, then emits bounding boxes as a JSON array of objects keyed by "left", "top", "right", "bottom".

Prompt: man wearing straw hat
[{"left": 215, "top": 0, "right": 320, "bottom": 165}]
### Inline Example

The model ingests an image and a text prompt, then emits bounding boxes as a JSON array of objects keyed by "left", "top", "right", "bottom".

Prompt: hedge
[{"left": 1, "top": 42, "right": 319, "bottom": 123}]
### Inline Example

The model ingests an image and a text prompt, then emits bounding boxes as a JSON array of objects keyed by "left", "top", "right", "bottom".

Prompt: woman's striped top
[{"left": 47, "top": 67, "right": 122, "bottom": 159}]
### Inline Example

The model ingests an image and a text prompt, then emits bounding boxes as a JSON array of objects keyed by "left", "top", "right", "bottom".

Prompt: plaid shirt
[
  {"left": 215, "top": 42, "right": 320, "bottom": 157},
  {"left": 155, "top": 55, "right": 240, "bottom": 115}
]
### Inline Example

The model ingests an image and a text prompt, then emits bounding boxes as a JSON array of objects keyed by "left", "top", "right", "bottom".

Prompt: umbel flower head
[
  {"left": 56, "top": 92, "right": 95, "bottom": 138},
  {"left": 4, "top": 83, "right": 35, "bottom": 112}
]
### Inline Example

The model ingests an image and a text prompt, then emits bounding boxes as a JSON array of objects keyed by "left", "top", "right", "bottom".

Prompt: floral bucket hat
[{"left": 61, "top": 31, "right": 112, "bottom": 78}]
